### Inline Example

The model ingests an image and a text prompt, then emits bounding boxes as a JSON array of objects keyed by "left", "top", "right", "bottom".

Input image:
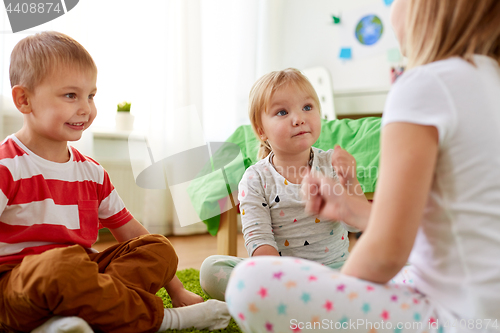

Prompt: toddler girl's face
[{"left": 259, "top": 83, "right": 321, "bottom": 158}]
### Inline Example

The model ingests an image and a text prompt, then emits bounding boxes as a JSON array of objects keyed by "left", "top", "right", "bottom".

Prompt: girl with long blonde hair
[{"left": 226, "top": 1, "right": 500, "bottom": 331}]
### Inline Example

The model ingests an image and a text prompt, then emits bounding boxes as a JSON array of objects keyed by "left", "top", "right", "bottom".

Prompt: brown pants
[{"left": 0, "top": 234, "right": 178, "bottom": 333}]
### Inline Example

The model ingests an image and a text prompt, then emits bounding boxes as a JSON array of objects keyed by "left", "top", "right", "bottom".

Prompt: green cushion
[{"left": 187, "top": 117, "right": 381, "bottom": 236}]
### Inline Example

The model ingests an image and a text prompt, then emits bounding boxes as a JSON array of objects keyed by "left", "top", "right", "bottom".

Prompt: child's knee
[
  {"left": 137, "top": 234, "right": 179, "bottom": 264},
  {"left": 200, "top": 255, "right": 244, "bottom": 301},
  {"left": 199, "top": 255, "right": 227, "bottom": 300},
  {"left": 200, "top": 255, "right": 225, "bottom": 272}
]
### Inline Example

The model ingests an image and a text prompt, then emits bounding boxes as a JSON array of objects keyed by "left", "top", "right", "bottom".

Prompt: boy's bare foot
[
  {"left": 171, "top": 288, "right": 204, "bottom": 308},
  {"left": 165, "top": 275, "right": 204, "bottom": 307}
]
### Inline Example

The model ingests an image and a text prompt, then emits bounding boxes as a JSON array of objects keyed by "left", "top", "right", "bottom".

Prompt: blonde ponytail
[
  {"left": 257, "top": 140, "right": 272, "bottom": 160},
  {"left": 406, "top": 0, "right": 500, "bottom": 68}
]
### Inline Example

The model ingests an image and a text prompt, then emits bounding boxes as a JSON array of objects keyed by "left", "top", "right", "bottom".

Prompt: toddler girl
[{"left": 199, "top": 68, "right": 364, "bottom": 301}]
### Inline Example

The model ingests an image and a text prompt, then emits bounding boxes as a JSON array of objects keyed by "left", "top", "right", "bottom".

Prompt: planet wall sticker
[
  {"left": 355, "top": 14, "right": 384, "bottom": 46},
  {"left": 337, "top": 3, "right": 397, "bottom": 60}
]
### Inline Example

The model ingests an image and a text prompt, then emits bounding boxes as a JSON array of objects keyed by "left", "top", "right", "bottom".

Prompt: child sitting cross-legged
[
  {"left": 0, "top": 31, "right": 230, "bottom": 333},
  {"left": 199, "top": 68, "right": 367, "bottom": 301},
  {"left": 226, "top": 1, "right": 500, "bottom": 331}
]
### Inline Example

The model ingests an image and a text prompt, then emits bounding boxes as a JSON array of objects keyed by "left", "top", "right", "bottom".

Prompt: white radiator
[
  {"left": 98, "top": 160, "right": 148, "bottom": 224},
  {"left": 94, "top": 132, "right": 208, "bottom": 236}
]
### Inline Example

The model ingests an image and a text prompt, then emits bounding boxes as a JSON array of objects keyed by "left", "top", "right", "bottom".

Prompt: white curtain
[
  {"left": 0, "top": 0, "right": 286, "bottom": 235},
  {"left": 201, "top": 0, "right": 286, "bottom": 141}
]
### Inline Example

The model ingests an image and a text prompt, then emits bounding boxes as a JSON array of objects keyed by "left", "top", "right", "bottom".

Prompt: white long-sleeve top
[{"left": 238, "top": 147, "right": 357, "bottom": 265}]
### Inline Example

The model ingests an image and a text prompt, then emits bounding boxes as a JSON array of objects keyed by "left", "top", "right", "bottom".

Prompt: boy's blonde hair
[
  {"left": 10, "top": 31, "right": 97, "bottom": 92},
  {"left": 405, "top": 0, "right": 500, "bottom": 68},
  {"left": 249, "top": 68, "right": 321, "bottom": 159}
]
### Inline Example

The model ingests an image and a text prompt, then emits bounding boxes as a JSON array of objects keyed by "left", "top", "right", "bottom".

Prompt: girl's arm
[
  {"left": 239, "top": 169, "right": 280, "bottom": 257},
  {"left": 340, "top": 122, "right": 438, "bottom": 283},
  {"left": 253, "top": 244, "right": 280, "bottom": 256}
]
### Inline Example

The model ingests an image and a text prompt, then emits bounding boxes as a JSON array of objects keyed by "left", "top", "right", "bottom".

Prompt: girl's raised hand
[
  {"left": 301, "top": 169, "right": 371, "bottom": 232},
  {"left": 331, "top": 145, "right": 357, "bottom": 187},
  {"left": 301, "top": 172, "right": 348, "bottom": 222}
]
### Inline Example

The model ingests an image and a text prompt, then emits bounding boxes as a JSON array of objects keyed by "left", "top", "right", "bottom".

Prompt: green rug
[{"left": 156, "top": 268, "right": 242, "bottom": 333}]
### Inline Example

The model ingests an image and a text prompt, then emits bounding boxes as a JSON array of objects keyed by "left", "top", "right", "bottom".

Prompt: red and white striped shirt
[{"left": 0, "top": 135, "right": 133, "bottom": 265}]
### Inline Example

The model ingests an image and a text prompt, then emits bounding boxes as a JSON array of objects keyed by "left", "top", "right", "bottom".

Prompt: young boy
[{"left": 0, "top": 31, "right": 230, "bottom": 333}]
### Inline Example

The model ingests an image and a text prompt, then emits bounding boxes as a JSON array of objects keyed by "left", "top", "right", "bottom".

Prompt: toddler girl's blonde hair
[
  {"left": 10, "top": 31, "right": 97, "bottom": 92},
  {"left": 405, "top": 0, "right": 500, "bottom": 68},
  {"left": 248, "top": 68, "right": 321, "bottom": 160}
]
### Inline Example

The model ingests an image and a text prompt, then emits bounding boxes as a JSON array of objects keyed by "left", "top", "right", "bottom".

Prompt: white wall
[
  {"left": 0, "top": 0, "right": 398, "bottom": 141},
  {"left": 219, "top": 0, "right": 400, "bottom": 119},
  {"left": 277, "top": 0, "right": 397, "bottom": 92},
  {"left": 279, "top": 0, "right": 402, "bottom": 116}
]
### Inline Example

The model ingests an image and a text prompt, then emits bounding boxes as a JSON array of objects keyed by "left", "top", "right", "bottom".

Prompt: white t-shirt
[{"left": 382, "top": 55, "right": 500, "bottom": 322}]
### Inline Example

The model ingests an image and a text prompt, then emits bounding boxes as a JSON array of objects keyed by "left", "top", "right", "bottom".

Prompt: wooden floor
[
  {"left": 94, "top": 232, "right": 358, "bottom": 271},
  {"left": 94, "top": 232, "right": 248, "bottom": 271}
]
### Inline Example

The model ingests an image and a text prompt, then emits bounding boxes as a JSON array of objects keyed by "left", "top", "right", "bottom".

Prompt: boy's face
[
  {"left": 259, "top": 83, "right": 321, "bottom": 158},
  {"left": 26, "top": 65, "right": 97, "bottom": 143}
]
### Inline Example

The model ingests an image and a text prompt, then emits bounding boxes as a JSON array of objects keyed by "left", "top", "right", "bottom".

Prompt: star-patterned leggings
[
  {"left": 225, "top": 256, "right": 449, "bottom": 333},
  {"left": 200, "top": 255, "right": 345, "bottom": 301}
]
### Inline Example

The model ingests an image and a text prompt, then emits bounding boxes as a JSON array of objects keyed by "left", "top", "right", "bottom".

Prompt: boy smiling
[
  {"left": 0, "top": 31, "right": 229, "bottom": 333},
  {"left": 15, "top": 65, "right": 97, "bottom": 162}
]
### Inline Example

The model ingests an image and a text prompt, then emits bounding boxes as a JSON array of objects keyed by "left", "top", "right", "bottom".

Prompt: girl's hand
[
  {"left": 301, "top": 172, "right": 348, "bottom": 222},
  {"left": 301, "top": 172, "right": 370, "bottom": 231},
  {"left": 331, "top": 146, "right": 365, "bottom": 199},
  {"left": 331, "top": 145, "right": 357, "bottom": 187}
]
